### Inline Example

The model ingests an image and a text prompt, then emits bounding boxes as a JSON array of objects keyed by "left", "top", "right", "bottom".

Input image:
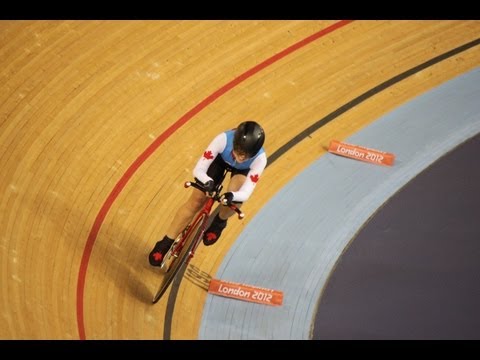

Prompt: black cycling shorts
[{"left": 206, "top": 155, "right": 249, "bottom": 187}]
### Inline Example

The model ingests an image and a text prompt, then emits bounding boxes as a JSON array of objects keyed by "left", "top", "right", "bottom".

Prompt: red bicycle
[{"left": 152, "top": 168, "right": 244, "bottom": 304}]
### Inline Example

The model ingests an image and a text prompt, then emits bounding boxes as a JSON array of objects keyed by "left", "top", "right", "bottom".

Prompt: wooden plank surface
[{"left": 0, "top": 20, "right": 478, "bottom": 339}]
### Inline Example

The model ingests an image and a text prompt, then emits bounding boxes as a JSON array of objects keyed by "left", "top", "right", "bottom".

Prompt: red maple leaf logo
[
  {"left": 206, "top": 232, "right": 217, "bottom": 241},
  {"left": 203, "top": 150, "right": 214, "bottom": 160},
  {"left": 250, "top": 174, "right": 260, "bottom": 183}
]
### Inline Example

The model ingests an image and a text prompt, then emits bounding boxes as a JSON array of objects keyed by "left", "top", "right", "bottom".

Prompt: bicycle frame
[
  {"left": 179, "top": 180, "right": 244, "bottom": 264},
  {"left": 152, "top": 169, "right": 244, "bottom": 303}
]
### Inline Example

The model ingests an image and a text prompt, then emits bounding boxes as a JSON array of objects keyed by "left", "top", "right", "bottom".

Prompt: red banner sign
[{"left": 209, "top": 279, "right": 283, "bottom": 306}]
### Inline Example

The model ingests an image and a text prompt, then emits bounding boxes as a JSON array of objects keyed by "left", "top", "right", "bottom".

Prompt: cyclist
[{"left": 149, "top": 121, "right": 267, "bottom": 266}]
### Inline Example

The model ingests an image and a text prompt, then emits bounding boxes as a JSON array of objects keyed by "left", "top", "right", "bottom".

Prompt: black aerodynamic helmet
[{"left": 233, "top": 121, "right": 265, "bottom": 158}]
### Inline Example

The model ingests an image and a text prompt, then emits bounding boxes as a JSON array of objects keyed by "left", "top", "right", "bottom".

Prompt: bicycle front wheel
[{"left": 152, "top": 213, "right": 207, "bottom": 304}]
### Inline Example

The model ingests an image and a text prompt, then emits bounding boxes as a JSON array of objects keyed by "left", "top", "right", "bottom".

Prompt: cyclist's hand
[
  {"left": 221, "top": 192, "right": 234, "bottom": 206},
  {"left": 203, "top": 180, "right": 215, "bottom": 193}
]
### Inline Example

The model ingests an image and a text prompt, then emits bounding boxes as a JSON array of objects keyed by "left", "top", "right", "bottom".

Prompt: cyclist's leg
[
  {"left": 149, "top": 187, "right": 206, "bottom": 266},
  {"left": 218, "top": 173, "right": 246, "bottom": 218},
  {"left": 166, "top": 154, "right": 226, "bottom": 239},
  {"left": 150, "top": 155, "right": 226, "bottom": 265},
  {"left": 165, "top": 188, "right": 206, "bottom": 239},
  {"left": 204, "top": 173, "right": 247, "bottom": 246}
]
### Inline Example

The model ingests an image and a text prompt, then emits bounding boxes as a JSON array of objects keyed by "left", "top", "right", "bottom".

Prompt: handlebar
[{"left": 185, "top": 181, "right": 245, "bottom": 219}]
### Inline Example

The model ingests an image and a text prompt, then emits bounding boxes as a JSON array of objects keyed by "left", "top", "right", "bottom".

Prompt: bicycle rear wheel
[{"left": 152, "top": 213, "right": 207, "bottom": 304}]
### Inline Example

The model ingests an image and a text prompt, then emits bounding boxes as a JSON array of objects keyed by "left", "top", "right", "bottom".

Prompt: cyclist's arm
[
  {"left": 231, "top": 152, "right": 267, "bottom": 202},
  {"left": 193, "top": 132, "right": 227, "bottom": 184}
]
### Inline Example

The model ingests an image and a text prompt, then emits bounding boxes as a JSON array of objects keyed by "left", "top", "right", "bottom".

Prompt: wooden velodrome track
[{"left": 1, "top": 20, "right": 479, "bottom": 339}]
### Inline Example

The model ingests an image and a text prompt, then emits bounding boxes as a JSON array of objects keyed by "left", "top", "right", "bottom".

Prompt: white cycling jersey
[{"left": 193, "top": 130, "right": 267, "bottom": 202}]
